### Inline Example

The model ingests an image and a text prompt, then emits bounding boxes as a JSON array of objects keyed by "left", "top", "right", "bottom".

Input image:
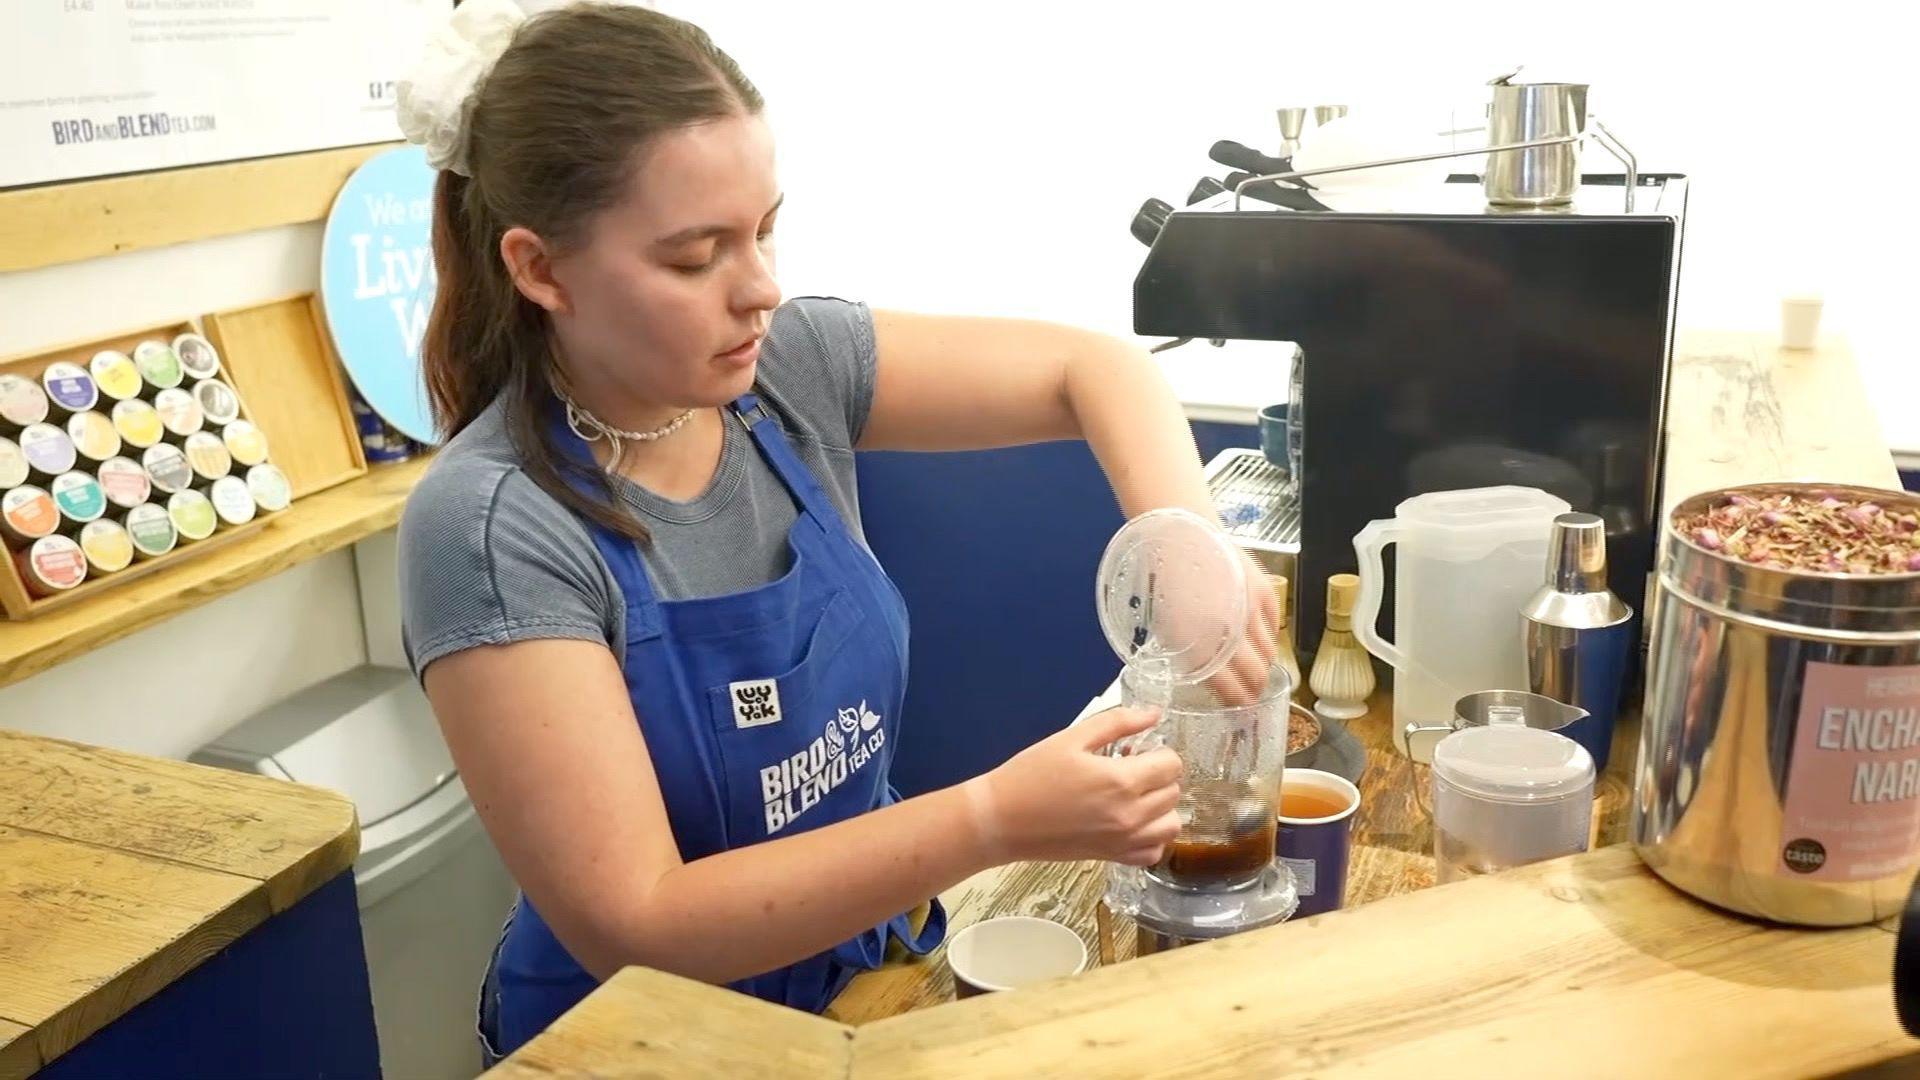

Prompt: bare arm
[
  {"left": 860, "top": 311, "right": 1215, "bottom": 521},
  {"left": 860, "top": 310, "right": 1280, "bottom": 698},
  {"left": 426, "top": 638, "right": 1178, "bottom": 985}
]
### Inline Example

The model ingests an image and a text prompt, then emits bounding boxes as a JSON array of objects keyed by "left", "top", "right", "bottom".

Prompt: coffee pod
[
  {"left": 167, "top": 488, "right": 217, "bottom": 542},
  {"left": 15, "top": 534, "right": 87, "bottom": 597},
  {"left": 17, "top": 422, "right": 76, "bottom": 482},
  {"left": 49, "top": 471, "right": 106, "bottom": 527},
  {"left": 40, "top": 361, "right": 98, "bottom": 416},
  {"left": 143, "top": 443, "right": 193, "bottom": 495},
  {"left": 89, "top": 349, "right": 142, "bottom": 401},
  {"left": 222, "top": 418, "right": 268, "bottom": 466},
  {"left": 246, "top": 463, "right": 292, "bottom": 513},
  {"left": 154, "top": 387, "right": 204, "bottom": 437},
  {"left": 66, "top": 410, "right": 121, "bottom": 464},
  {"left": 183, "top": 430, "right": 231, "bottom": 481},
  {"left": 173, "top": 332, "right": 223, "bottom": 379},
  {"left": 132, "top": 339, "right": 184, "bottom": 391},
  {"left": 97, "top": 456, "right": 152, "bottom": 510},
  {"left": 193, "top": 378, "right": 241, "bottom": 426},
  {"left": 1, "top": 485, "right": 59, "bottom": 544},
  {"left": 124, "top": 502, "right": 177, "bottom": 559},
  {"left": 0, "top": 435, "right": 26, "bottom": 489},
  {"left": 201, "top": 475, "right": 256, "bottom": 527},
  {"left": 0, "top": 373, "right": 50, "bottom": 431},
  {"left": 78, "top": 518, "right": 133, "bottom": 575},
  {"left": 112, "top": 398, "right": 164, "bottom": 450}
]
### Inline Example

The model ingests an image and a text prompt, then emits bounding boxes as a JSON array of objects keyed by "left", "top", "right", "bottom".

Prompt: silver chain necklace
[{"left": 557, "top": 387, "right": 697, "bottom": 474}]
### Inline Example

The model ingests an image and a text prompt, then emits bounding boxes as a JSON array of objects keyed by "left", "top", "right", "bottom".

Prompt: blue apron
[{"left": 475, "top": 394, "right": 945, "bottom": 1061}]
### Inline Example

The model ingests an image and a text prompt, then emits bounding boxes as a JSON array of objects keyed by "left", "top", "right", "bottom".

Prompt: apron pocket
[{"left": 706, "top": 589, "right": 877, "bottom": 843}]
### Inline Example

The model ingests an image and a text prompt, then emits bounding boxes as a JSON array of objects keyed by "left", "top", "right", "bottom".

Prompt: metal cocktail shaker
[{"left": 1521, "top": 512, "right": 1633, "bottom": 771}]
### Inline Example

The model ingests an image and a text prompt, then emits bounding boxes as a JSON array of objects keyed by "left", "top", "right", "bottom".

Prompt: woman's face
[{"left": 549, "top": 111, "right": 783, "bottom": 412}]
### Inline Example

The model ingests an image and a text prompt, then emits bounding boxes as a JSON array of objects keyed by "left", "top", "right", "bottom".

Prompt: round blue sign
[{"left": 320, "top": 145, "right": 440, "bottom": 445}]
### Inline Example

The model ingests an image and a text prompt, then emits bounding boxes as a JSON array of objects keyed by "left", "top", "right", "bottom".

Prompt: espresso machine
[{"left": 1130, "top": 116, "right": 1687, "bottom": 656}]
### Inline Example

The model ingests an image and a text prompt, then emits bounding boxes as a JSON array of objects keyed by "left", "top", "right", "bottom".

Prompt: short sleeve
[
  {"left": 756, "top": 296, "right": 879, "bottom": 448},
  {"left": 399, "top": 459, "right": 619, "bottom": 678}
]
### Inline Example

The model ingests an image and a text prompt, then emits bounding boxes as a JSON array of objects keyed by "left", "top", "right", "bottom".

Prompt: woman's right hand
[{"left": 965, "top": 706, "right": 1183, "bottom": 867}]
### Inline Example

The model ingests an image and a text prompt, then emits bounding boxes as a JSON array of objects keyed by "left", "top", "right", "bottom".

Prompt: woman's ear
[{"left": 500, "top": 226, "right": 569, "bottom": 314}]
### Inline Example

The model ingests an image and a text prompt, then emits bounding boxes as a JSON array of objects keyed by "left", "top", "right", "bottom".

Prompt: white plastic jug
[{"left": 1351, "top": 486, "right": 1569, "bottom": 761}]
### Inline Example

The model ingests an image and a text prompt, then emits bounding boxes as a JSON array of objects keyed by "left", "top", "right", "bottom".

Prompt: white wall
[
  {"left": 667, "top": 0, "right": 1916, "bottom": 442},
  {"left": 0, "top": 224, "right": 371, "bottom": 758}
]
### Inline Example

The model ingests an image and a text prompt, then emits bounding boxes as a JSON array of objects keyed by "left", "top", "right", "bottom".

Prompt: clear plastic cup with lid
[{"left": 1431, "top": 723, "right": 1594, "bottom": 883}]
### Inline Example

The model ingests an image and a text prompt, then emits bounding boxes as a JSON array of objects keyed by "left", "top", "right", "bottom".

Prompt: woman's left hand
[{"left": 1205, "top": 552, "right": 1281, "bottom": 706}]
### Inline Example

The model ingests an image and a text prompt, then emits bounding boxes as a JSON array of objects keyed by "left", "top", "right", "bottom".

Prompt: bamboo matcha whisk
[
  {"left": 1310, "top": 573, "right": 1375, "bottom": 721},
  {"left": 1271, "top": 575, "right": 1303, "bottom": 697}
]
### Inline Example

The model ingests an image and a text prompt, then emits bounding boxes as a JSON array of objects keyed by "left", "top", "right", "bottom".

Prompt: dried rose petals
[{"left": 1677, "top": 491, "right": 1920, "bottom": 574}]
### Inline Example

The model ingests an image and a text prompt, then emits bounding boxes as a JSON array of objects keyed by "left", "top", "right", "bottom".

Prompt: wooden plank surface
[
  {"left": 496, "top": 848, "right": 1912, "bottom": 1079},
  {"left": 0, "top": 455, "right": 429, "bottom": 688},
  {"left": 487, "top": 967, "right": 854, "bottom": 1080},
  {"left": 830, "top": 692, "right": 1640, "bottom": 1024},
  {"left": 0, "top": 1020, "right": 33, "bottom": 1080},
  {"left": 0, "top": 731, "right": 360, "bottom": 1073},
  {"left": 0, "top": 143, "right": 400, "bottom": 272},
  {"left": 1664, "top": 330, "right": 1900, "bottom": 519},
  {"left": 0, "top": 826, "right": 268, "bottom": 1066},
  {"left": 203, "top": 294, "right": 368, "bottom": 499},
  {"left": 0, "top": 729, "right": 360, "bottom": 912},
  {"left": 850, "top": 846, "right": 1907, "bottom": 1080}
]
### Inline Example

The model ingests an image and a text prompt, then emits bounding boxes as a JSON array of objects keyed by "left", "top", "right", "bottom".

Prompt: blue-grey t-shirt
[{"left": 399, "top": 296, "right": 878, "bottom": 676}]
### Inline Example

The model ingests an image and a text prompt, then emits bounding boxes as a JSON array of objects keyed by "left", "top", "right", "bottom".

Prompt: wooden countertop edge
[
  {"left": 0, "top": 731, "right": 361, "bottom": 1074},
  {"left": 491, "top": 846, "right": 1914, "bottom": 1079},
  {"left": 5, "top": 861, "right": 276, "bottom": 1075}
]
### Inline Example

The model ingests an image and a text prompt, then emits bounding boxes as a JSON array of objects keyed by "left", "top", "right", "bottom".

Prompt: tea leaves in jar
[{"left": 1676, "top": 491, "right": 1920, "bottom": 574}]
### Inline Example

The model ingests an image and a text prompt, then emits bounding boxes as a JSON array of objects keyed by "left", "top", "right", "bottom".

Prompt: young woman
[{"left": 394, "top": 0, "right": 1278, "bottom": 1060}]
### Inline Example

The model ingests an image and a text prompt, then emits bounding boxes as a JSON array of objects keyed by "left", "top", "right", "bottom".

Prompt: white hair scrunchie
[{"left": 395, "top": 0, "right": 529, "bottom": 176}]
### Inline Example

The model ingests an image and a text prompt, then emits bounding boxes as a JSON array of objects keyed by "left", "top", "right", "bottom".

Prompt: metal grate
[{"left": 1206, "top": 449, "right": 1300, "bottom": 553}]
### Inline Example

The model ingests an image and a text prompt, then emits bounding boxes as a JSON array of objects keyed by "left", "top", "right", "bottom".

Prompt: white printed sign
[{"left": 0, "top": 1, "right": 449, "bottom": 189}]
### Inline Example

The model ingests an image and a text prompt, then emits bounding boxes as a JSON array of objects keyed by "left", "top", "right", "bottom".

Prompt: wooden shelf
[
  {"left": 0, "top": 142, "right": 401, "bottom": 272},
  {"left": 0, "top": 456, "right": 430, "bottom": 689}
]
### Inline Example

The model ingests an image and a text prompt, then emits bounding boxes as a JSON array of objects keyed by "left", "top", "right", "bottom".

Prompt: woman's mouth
[{"left": 716, "top": 336, "right": 761, "bottom": 365}]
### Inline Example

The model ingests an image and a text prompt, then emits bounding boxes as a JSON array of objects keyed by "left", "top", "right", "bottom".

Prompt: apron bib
[{"left": 478, "top": 395, "right": 944, "bottom": 1059}]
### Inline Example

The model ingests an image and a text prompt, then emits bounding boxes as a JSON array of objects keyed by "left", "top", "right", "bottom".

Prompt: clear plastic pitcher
[{"left": 1351, "top": 486, "right": 1569, "bottom": 761}]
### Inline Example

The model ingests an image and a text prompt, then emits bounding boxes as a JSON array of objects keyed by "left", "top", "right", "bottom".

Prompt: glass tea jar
[{"left": 1096, "top": 508, "right": 1299, "bottom": 939}]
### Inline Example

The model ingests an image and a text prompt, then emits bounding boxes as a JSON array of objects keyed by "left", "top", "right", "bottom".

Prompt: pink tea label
[{"left": 1783, "top": 662, "right": 1920, "bottom": 880}]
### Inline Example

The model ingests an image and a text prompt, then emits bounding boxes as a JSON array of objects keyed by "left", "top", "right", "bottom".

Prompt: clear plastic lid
[
  {"left": 1431, "top": 725, "right": 1594, "bottom": 802},
  {"left": 1095, "top": 508, "right": 1248, "bottom": 687}
]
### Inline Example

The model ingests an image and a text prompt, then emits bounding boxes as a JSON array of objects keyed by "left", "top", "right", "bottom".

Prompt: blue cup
[
  {"left": 1258, "top": 403, "right": 1289, "bottom": 472},
  {"left": 1277, "top": 768, "right": 1360, "bottom": 918}
]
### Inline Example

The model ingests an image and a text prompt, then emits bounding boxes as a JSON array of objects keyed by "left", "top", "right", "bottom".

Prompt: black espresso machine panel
[{"left": 1133, "top": 171, "right": 1688, "bottom": 656}]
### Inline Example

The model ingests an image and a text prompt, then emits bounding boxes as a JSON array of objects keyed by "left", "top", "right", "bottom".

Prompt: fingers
[
  {"left": 1076, "top": 705, "right": 1160, "bottom": 751},
  {"left": 1118, "top": 810, "right": 1184, "bottom": 866},
  {"left": 1114, "top": 747, "right": 1183, "bottom": 793}
]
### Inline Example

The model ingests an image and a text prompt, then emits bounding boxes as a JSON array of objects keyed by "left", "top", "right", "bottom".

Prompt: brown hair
[{"left": 421, "top": 4, "right": 762, "bottom": 540}]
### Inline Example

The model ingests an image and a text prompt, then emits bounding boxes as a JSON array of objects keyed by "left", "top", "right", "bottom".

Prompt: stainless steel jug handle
[{"left": 1229, "top": 123, "right": 1641, "bottom": 212}]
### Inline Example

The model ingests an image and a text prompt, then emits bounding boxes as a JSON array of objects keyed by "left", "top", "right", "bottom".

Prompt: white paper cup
[
  {"left": 1781, "top": 295, "right": 1824, "bottom": 350},
  {"left": 947, "top": 916, "right": 1087, "bottom": 998}
]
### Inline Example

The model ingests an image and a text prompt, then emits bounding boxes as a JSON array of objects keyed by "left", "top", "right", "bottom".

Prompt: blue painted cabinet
[{"left": 859, "top": 420, "right": 1257, "bottom": 796}]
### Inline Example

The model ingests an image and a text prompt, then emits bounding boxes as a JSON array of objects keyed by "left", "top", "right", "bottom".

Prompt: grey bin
[{"left": 194, "top": 665, "right": 518, "bottom": 1080}]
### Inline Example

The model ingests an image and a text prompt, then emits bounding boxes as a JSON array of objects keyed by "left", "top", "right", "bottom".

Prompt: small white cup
[
  {"left": 947, "top": 916, "right": 1087, "bottom": 998},
  {"left": 1781, "top": 294, "right": 1824, "bottom": 351}
]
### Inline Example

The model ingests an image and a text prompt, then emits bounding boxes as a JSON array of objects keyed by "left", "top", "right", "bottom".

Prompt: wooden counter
[
  {"left": 489, "top": 845, "right": 1912, "bottom": 1079},
  {"left": 0, "top": 729, "right": 361, "bottom": 1079}
]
